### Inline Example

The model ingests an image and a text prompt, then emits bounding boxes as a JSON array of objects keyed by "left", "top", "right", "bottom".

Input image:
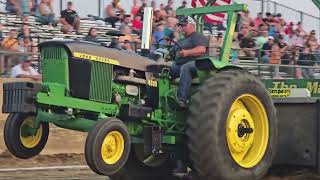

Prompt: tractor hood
[{"left": 39, "top": 40, "right": 157, "bottom": 72}]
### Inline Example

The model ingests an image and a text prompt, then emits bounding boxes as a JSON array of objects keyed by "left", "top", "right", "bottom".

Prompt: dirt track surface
[{"left": 0, "top": 153, "right": 319, "bottom": 180}]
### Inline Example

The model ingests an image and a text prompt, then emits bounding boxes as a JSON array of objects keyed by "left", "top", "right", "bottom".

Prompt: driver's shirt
[{"left": 176, "top": 32, "right": 209, "bottom": 65}]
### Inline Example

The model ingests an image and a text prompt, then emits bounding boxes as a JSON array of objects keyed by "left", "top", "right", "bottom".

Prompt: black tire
[
  {"left": 85, "top": 118, "right": 131, "bottom": 176},
  {"left": 4, "top": 113, "right": 49, "bottom": 159},
  {"left": 187, "top": 69, "right": 277, "bottom": 180},
  {"left": 110, "top": 146, "right": 178, "bottom": 180}
]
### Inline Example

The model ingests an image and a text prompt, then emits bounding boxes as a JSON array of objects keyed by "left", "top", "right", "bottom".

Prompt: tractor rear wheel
[
  {"left": 187, "top": 69, "right": 277, "bottom": 180},
  {"left": 4, "top": 113, "right": 49, "bottom": 159}
]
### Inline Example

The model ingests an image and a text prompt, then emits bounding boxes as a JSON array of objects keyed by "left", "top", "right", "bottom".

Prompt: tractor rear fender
[{"left": 195, "top": 57, "right": 243, "bottom": 71}]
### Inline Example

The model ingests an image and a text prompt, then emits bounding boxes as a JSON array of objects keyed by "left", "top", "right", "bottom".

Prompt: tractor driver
[{"left": 171, "top": 16, "right": 209, "bottom": 108}]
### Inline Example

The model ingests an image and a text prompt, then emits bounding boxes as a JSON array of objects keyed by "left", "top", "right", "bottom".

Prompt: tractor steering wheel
[{"left": 156, "top": 38, "right": 182, "bottom": 61}]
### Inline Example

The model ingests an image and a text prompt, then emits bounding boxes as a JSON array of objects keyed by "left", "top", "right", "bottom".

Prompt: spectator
[
  {"left": 159, "top": 3, "right": 167, "bottom": 18},
  {"left": 11, "top": 56, "right": 41, "bottom": 80},
  {"left": 152, "top": 24, "right": 165, "bottom": 48},
  {"left": 253, "top": 12, "right": 263, "bottom": 28},
  {"left": 20, "top": 0, "right": 32, "bottom": 22},
  {"left": 35, "top": 0, "right": 55, "bottom": 26},
  {"left": 119, "top": 26, "right": 140, "bottom": 51},
  {"left": 150, "top": 0, "right": 156, "bottom": 10},
  {"left": 119, "top": 14, "right": 131, "bottom": 31},
  {"left": 85, "top": 27, "right": 98, "bottom": 42},
  {"left": 5, "top": 0, "right": 21, "bottom": 14},
  {"left": 60, "top": 1, "right": 81, "bottom": 34},
  {"left": 296, "top": 21, "right": 307, "bottom": 36},
  {"left": 0, "top": 24, "right": 4, "bottom": 43},
  {"left": 105, "top": 0, "right": 125, "bottom": 28},
  {"left": 18, "top": 25, "right": 36, "bottom": 55},
  {"left": 165, "top": 0, "right": 174, "bottom": 17},
  {"left": 278, "top": 35, "right": 290, "bottom": 65},
  {"left": 255, "top": 29, "right": 268, "bottom": 49},
  {"left": 164, "top": 17, "right": 177, "bottom": 39},
  {"left": 269, "top": 42, "right": 282, "bottom": 78},
  {"left": 239, "top": 30, "right": 257, "bottom": 58},
  {"left": 178, "top": 0, "right": 187, "bottom": 9},
  {"left": 137, "top": 2, "right": 147, "bottom": 18},
  {"left": 132, "top": 15, "right": 143, "bottom": 34},
  {"left": 153, "top": 10, "right": 165, "bottom": 27},
  {"left": 2, "top": 29, "right": 18, "bottom": 51},
  {"left": 284, "top": 22, "right": 294, "bottom": 36},
  {"left": 131, "top": 0, "right": 139, "bottom": 17},
  {"left": 288, "top": 29, "right": 304, "bottom": 48},
  {"left": 261, "top": 36, "right": 274, "bottom": 63},
  {"left": 298, "top": 44, "right": 315, "bottom": 78}
]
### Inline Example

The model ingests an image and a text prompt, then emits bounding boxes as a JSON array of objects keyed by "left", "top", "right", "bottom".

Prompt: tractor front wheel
[
  {"left": 4, "top": 113, "right": 49, "bottom": 159},
  {"left": 187, "top": 69, "right": 277, "bottom": 180},
  {"left": 85, "top": 118, "right": 131, "bottom": 176}
]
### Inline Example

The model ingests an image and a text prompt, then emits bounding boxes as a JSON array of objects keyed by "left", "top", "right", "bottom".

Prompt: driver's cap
[{"left": 177, "top": 16, "right": 196, "bottom": 26}]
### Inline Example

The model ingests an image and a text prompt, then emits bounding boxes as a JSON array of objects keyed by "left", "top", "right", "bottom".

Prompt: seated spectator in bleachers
[
  {"left": 0, "top": 24, "right": 4, "bottom": 43},
  {"left": 17, "top": 25, "right": 36, "bottom": 55},
  {"left": 150, "top": 1, "right": 156, "bottom": 10},
  {"left": 60, "top": 1, "right": 80, "bottom": 34},
  {"left": 119, "top": 26, "right": 140, "bottom": 51},
  {"left": 261, "top": 36, "right": 274, "bottom": 63},
  {"left": 20, "top": 0, "right": 32, "bottom": 22},
  {"left": 85, "top": 28, "right": 97, "bottom": 42},
  {"left": 132, "top": 15, "right": 143, "bottom": 34},
  {"left": 165, "top": 0, "right": 173, "bottom": 17},
  {"left": 35, "top": 0, "right": 55, "bottom": 26},
  {"left": 105, "top": 0, "right": 125, "bottom": 28},
  {"left": 288, "top": 29, "right": 304, "bottom": 48},
  {"left": 253, "top": 13, "right": 263, "bottom": 28},
  {"left": 2, "top": 29, "right": 18, "bottom": 51},
  {"left": 131, "top": 0, "right": 139, "bottom": 18},
  {"left": 239, "top": 30, "right": 257, "bottom": 58},
  {"left": 164, "top": 17, "right": 177, "bottom": 39},
  {"left": 178, "top": 0, "right": 187, "bottom": 9},
  {"left": 119, "top": 14, "right": 131, "bottom": 31},
  {"left": 270, "top": 42, "right": 282, "bottom": 78},
  {"left": 152, "top": 24, "right": 165, "bottom": 49},
  {"left": 298, "top": 44, "right": 315, "bottom": 79},
  {"left": 153, "top": 10, "right": 165, "bottom": 27},
  {"left": 255, "top": 29, "right": 268, "bottom": 49},
  {"left": 137, "top": 2, "right": 147, "bottom": 18},
  {"left": 159, "top": 3, "right": 167, "bottom": 18},
  {"left": 11, "top": 56, "right": 41, "bottom": 80},
  {"left": 5, "top": 0, "right": 21, "bottom": 14},
  {"left": 284, "top": 22, "right": 294, "bottom": 36}
]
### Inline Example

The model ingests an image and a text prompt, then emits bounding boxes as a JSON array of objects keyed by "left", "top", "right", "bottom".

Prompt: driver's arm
[{"left": 178, "top": 46, "right": 206, "bottom": 58}]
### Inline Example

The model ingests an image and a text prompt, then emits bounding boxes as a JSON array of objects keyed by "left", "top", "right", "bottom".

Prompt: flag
[{"left": 191, "top": 0, "right": 232, "bottom": 24}]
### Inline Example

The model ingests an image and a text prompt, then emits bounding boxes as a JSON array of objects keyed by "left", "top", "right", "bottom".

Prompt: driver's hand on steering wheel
[{"left": 177, "top": 49, "right": 187, "bottom": 58}]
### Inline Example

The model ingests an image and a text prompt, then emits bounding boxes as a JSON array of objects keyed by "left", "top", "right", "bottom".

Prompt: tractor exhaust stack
[{"left": 141, "top": 7, "right": 153, "bottom": 56}]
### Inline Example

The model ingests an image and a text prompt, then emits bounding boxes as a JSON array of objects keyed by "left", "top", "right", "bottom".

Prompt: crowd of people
[
  {"left": 235, "top": 11, "right": 320, "bottom": 78},
  {"left": 0, "top": 0, "right": 319, "bottom": 79}
]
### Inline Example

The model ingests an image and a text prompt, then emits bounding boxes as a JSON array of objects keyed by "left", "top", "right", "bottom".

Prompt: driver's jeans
[{"left": 170, "top": 61, "right": 197, "bottom": 102}]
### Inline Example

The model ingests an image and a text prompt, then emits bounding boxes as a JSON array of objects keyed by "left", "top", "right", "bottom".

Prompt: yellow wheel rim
[
  {"left": 20, "top": 116, "right": 43, "bottom": 148},
  {"left": 101, "top": 131, "right": 125, "bottom": 165},
  {"left": 226, "top": 94, "right": 269, "bottom": 168}
]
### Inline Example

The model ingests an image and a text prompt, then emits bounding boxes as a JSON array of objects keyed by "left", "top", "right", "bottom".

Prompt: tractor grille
[
  {"left": 89, "top": 62, "right": 113, "bottom": 103},
  {"left": 41, "top": 47, "right": 69, "bottom": 88}
]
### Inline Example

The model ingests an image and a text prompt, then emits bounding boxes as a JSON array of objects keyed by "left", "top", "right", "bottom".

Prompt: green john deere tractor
[{"left": 2, "top": 1, "right": 277, "bottom": 180}]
